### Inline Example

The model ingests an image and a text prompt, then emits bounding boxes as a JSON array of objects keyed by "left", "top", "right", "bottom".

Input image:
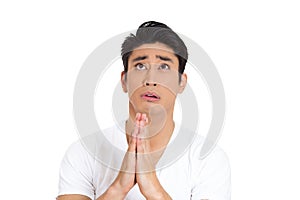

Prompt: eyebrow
[
  {"left": 156, "top": 55, "right": 174, "bottom": 63},
  {"left": 132, "top": 56, "right": 148, "bottom": 62},
  {"left": 131, "top": 55, "right": 174, "bottom": 63}
]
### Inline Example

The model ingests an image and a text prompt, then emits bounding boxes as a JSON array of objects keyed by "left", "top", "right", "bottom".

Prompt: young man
[{"left": 57, "top": 21, "right": 231, "bottom": 200}]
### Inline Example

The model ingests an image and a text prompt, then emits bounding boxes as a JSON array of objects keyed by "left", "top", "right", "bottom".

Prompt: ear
[
  {"left": 178, "top": 73, "right": 187, "bottom": 94},
  {"left": 121, "top": 71, "right": 128, "bottom": 93}
]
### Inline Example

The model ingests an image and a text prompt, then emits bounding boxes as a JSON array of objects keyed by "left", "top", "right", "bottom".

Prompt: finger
[
  {"left": 128, "top": 115, "right": 141, "bottom": 152},
  {"left": 127, "top": 123, "right": 138, "bottom": 152},
  {"left": 137, "top": 136, "right": 144, "bottom": 153},
  {"left": 128, "top": 133, "right": 136, "bottom": 153},
  {"left": 132, "top": 119, "right": 139, "bottom": 137},
  {"left": 141, "top": 116, "right": 151, "bottom": 139},
  {"left": 136, "top": 112, "right": 142, "bottom": 121},
  {"left": 137, "top": 135, "right": 151, "bottom": 154},
  {"left": 136, "top": 115, "right": 144, "bottom": 154},
  {"left": 125, "top": 113, "right": 140, "bottom": 144},
  {"left": 141, "top": 113, "right": 146, "bottom": 122},
  {"left": 139, "top": 116, "right": 145, "bottom": 129}
]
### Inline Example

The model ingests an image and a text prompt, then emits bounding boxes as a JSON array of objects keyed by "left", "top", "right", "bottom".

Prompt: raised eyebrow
[
  {"left": 156, "top": 55, "right": 174, "bottom": 63},
  {"left": 132, "top": 56, "right": 148, "bottom": 62}
]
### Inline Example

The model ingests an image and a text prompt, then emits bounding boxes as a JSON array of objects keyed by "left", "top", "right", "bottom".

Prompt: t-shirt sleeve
[
  {"left": 58, "top": 141, "right": 95, "bottom": 200},
  {"left": 190, "top": 144, "right": 231, "bottom": 200}
]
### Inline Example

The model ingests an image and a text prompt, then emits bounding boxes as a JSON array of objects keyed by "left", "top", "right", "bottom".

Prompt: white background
[{"left": 0, "top": 0, "right": 299, "bottom": 199}]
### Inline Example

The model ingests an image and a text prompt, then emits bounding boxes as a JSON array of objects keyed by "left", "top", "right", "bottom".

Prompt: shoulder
[
  {"left": 189, "top": 135, "right": 230, "bottom": 166},
  {"left": 60, "top": 139, "right": 96, "bottom": 176},
  {"left": 64, "top": 140, "right": 90, "bottom": 159},
  {"left": 61, "top": 125, "right": 127, "bottom": 171}
]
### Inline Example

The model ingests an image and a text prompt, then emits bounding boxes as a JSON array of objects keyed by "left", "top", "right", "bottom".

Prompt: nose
[
  {"left": 143, "top": 66, "right": 157, "bottom": 87},
  {"left": 143, "top": 69, "right": 157, "bottom": 86}
]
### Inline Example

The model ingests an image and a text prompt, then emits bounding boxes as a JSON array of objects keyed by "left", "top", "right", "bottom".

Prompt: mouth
[{"left": 141, "top": 91, "right": 160, "bottom": 102}]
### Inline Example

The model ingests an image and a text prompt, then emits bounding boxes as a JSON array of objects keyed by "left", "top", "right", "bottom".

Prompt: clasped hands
[{"left": 100, "top": 113, "right": 171, "bottom": 200}]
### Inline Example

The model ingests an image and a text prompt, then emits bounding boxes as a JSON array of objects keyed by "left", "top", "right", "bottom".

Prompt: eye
[
  {"left": 135, "top": 63, "right": 147, "bottom": 70},
  {"left": 158, "top": 64, "right": 170, "bottom": 70}
]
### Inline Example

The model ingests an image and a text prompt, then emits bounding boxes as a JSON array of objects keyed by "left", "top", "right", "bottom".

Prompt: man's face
[{"left": 121, "top": 42, "right": 187, "bottom": 116}]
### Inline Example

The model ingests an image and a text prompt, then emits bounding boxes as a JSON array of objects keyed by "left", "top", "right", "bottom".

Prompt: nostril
[{"left": 145, "top": 82, "right": 157, "bottom": 86}]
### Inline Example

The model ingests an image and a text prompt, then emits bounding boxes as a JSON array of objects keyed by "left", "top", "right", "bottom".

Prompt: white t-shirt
[{"left": 58, "top": 124, "right": 231, "bottom": 200}]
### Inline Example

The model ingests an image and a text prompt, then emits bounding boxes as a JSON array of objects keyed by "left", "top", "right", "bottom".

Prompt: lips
[{"left": 141, "top": 91, "right": 160, "bottom": 102}]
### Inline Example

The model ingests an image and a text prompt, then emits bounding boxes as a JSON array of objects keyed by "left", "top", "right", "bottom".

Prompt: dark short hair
[{"left": 121, "top": 21, "right": 188, "bottom": 75}]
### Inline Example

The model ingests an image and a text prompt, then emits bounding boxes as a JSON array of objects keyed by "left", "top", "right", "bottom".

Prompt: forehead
[{"left": 129, "top": 42, "right": 177, "bottom": 61}]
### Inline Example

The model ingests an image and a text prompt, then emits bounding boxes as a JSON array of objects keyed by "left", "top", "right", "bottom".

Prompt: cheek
[
  {"left": 126, "top": 73, "right": 145, "bottom": 97},
  {"left": 155, "top": 73, "right": 180, "bottom": 96}
]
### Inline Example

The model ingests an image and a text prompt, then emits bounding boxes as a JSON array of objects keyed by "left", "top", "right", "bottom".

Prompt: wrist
[
  {"left": 141, "top": 184, "right": 167, "bottom": 200},
  {"left": 141, "top": 181, "right": 172, "bottom": 200},
  {"left": 100, "top": 184, "right": 126, "bottom": 200},
  {"left": 144, "top": 192, "right": 165, "bottom": 200}
]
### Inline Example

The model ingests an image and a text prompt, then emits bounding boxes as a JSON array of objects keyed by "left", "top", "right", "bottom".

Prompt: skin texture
[{"left": 58, "top": 43, "right": 191, "bottom": 199}]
